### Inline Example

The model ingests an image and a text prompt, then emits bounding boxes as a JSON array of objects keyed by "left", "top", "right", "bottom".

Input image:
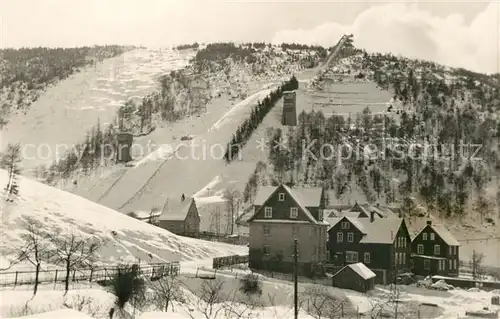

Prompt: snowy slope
[
  {"left": 0, "top": 169, "right": 245, "bottom": 268},
  {"left": 1, "top": 48, "right": 194, "bottom": 170},
  {"left": 85, "top": 88, "right": 275, "bottom": 214}
]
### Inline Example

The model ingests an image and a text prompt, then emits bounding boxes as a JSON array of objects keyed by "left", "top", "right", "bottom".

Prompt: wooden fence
[
  {"left": 213, "top": 255, "right": 249, "bottom": 269},
  {"left": 0, "top": 262, "right": 180, "bottom": 288}
]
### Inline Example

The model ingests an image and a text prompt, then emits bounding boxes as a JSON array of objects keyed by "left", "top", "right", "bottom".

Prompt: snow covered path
[{"left": 1, "top": 48, "right": 194, "bottom": 170}]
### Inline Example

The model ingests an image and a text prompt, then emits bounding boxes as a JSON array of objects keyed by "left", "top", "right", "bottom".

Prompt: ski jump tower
[{"left": 281, "top": 90, "right": 297, "bottom": 126}]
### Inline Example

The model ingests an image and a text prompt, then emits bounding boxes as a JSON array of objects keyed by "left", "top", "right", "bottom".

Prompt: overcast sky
[{"left": 1, "top": 0, "right": 499, "bottom": 73}]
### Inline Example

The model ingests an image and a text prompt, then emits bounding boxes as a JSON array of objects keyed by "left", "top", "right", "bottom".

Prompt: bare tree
[
  {"left": 148, "top": 275, "right": 183, "bottom": 312},
  {"left": 184, "top": 279, "right": 226, "bottom": 319},
  {"left": 1, "top": 143, "right": 22, "bottom": 201},
  {"left": 366, "top": 283, "right": 404, "bottom": 319},
  {"left": 49, "top": 232, "right": 100, "bottom": 294},
  {"left": 470, "top": 250, "right": 485, "bottom": 280},
  {"left": 301, "top": 285, "right": 347, "bottom": 319},
  {"left": 223, "top": 188, "right": 241, "bottom": 235},
  {"left": 18, "top": 218, "right": 51, "bottom": 295}
]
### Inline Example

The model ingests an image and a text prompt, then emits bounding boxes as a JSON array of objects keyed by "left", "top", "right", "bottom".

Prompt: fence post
[
  {"left": 14, "top": 271, "right": 18, "bottom": 287},
  {"left": 54, "top": 270, "right": 58, "bottom": 289},
  {"left": 104, "top": 268, "right": 107, "bottom": 282},
  {"left": 89, "top": 268, "right": 93, "bottom": 283}
]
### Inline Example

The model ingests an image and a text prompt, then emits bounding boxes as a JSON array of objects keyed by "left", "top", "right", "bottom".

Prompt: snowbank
[{"left": 0, "top": 169, "right": 245, "bottom": 268}]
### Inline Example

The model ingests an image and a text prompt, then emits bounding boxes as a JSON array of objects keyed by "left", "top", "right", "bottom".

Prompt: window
[
  {"left": 318, "top": 209, "right": 323, "bottom": 221},
  {"left": 263, "top": 225, "right": 270, "bottom": 236},
  {"left": 417, "top": 244, "right": 424, "bottom": 254},
  {"left": 290, "top": 207, "right": 298, "bottom": 219},
  {"left": 263, "top": 245, "right": 270, "bottom": 255},
  {"left": 453, "top": 259, "right": 457, "bottom": 270},
  {"left": 341, "top": 221, "right": 350, "bottom": 229},
  {"left": 424, "top": 259, "right": 430, "bottom": 269},
  {"left": 449, "top": 259, "right": 453, "bottom": 270},
  {"left": 326, "top": 250, "right": 330, "bottom": 261},
  {"left": 364, "top": 252, "right": 371, "bottom": 263},
  {"left": 434, "top": 244, "right": 441, "bottom": 255},
  {"left": 403, "top": 238, "right": 407, "bottom": 248},
  {"left": 278, "top": 193, "right": 285, "bottom": 201},
  {"left": 337, "top": 232, "right": 343, "bottom": 243},
  {"left": 423, "top": 233, "right": 428, "bottom": 240},
  {"left": 449, "top": 246, "right": 452, "bottom": 255},
  {"left": 430, "top": 233, "right": 435, "bottom": 241},
  {"left": 264, "top": 207, "right": 272, "bottom": 218},
  {"left": 402, "top": 253, "right": 406, "bottom": 265},
  {"left": 292, "top": 226, "right": 298, "bottom": 237},
  {"left": 347, "top": 232, "right": 354, "bottom": 243},
  {"left": 346, "top": 251, "right": 358, "bottom": 263}
]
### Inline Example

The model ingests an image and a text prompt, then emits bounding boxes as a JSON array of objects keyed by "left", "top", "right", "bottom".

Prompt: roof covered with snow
[
  {"left": 327, "top": 214, "right": 404, "bottom": 244},
  {"left": 413, "top": 223, "right": 460, "bottom": 246},
  {"left": 250, "top": 184, "right": 325, "bottom": 224},
  {"left": 253, "top": 185, "right": 323, "bottom": 207},
  {"left": 159, "top": 197, "right": 195, "bottom": 221},
  {"left": 334, "top": 262, "right": 376, "bottom": 280}
]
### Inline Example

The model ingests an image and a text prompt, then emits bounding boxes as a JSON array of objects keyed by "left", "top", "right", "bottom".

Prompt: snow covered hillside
[
  {"left": 1, "top": 48, "right": 194, "bottom": 170},
  {"left": 0, "top": 169, "right": 245, "bottom": 268}
]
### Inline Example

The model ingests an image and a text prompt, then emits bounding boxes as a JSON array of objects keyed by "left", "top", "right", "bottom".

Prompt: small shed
[{"left": 332, "top": 262, "right": 376, "bottom": 293}]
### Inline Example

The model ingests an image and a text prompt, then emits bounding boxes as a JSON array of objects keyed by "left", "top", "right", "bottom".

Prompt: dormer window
[
  {"left": 430, "top": 233, "right": 435, "bottom": 241},
  {"left": 264, "top": 207, "right": 272, "bottom": 218},
  {"left": 278, "top": 193, "right": 285, "bottom": 201},
  {"left": 423, "top": 233, "right": 428, "bottom": 240},
  {"left": 290, "top": 207, "right": 298, "bottom": 219},
  {"left": 341, "top": 221, "right": 350, "bottom": 229}
]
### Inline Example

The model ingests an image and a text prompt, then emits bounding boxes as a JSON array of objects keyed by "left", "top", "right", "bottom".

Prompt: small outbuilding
[{"left": 332, "top": 262, "right": 376, "bottom": 293}]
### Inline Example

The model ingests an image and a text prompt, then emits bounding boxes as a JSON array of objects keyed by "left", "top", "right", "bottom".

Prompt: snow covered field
[
  {"left": 1, "top": 48, "right": 194, "bottom": 170},
  {"left": 0, "top": 169, "right": 246, "bottom": 269},
  {"left": 1, "top": 269, "right": 497, "bottom": 319}
]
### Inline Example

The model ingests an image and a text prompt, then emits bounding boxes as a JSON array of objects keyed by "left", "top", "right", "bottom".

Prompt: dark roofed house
[
  {"left": 327, "top": 214, "right": 411, "bottom": 284},
  {"left": 411, "top": 220, "right": 460, "bottom": 277},
  {"left": 158, "top": 196, "right": 200, "bottom": 238},
  {"left": 332, "top": 262, "right": 376, "bottom": 292}
]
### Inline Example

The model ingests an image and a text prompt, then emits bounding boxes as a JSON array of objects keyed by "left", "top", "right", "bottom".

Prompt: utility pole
[{"left": 294, "top": 239, "right": 299, "bottom": 319}]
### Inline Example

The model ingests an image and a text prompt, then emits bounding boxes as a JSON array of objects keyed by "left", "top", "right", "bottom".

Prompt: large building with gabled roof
[
  {"left": 247, "top": 184, "right": 328, "bottom": 276},
  {"left": 326, "top": 213, "right": 412, "bottom": 284},
  {"left": 410, "top": 220, "right": 460, "bottom": 277}
]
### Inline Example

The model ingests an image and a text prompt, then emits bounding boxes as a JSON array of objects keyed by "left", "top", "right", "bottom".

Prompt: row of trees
[
  {"left": 176, "top": 43, "right": 200, "bottom": 50},
  {"left": 223, "top": 75, "right": 299, "bottom": 162},
  {"left": 4, "top": 218, "right": 100, "bottom": 295},
  {"left": 0, "top": 46, "right": 130, "bottom": 89}
]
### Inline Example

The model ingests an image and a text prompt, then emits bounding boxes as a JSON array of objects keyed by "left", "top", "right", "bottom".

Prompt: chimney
[
  {"left": 370, "top": 211, "right": 375, "bottom": 223},
  {"left": 426, "top": 220, "right": 432, "bottom": 226}
]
